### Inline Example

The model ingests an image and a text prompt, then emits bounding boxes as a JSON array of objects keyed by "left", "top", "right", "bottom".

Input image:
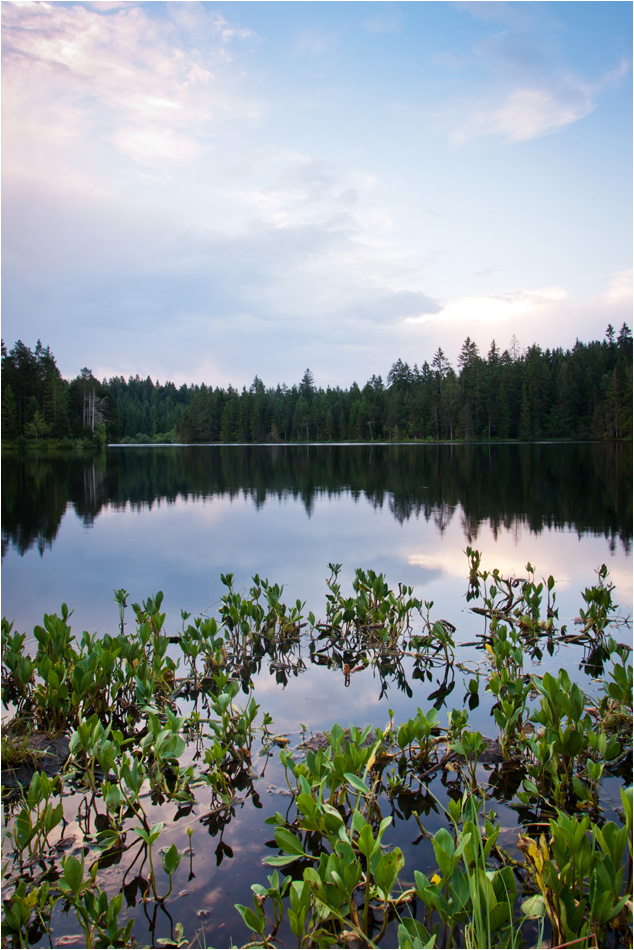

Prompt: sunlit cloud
[
  {"left": 109, "top": 126, "right": 200, "bottom": 166},
  {"left": 1, "top": 0, "right": 259, "bottom": 180},
  {"left": 606, "top": 268, "right": 633, "bottom": 305},
  {"left": 434, "top": 3, "right": 631, "bottom": 146},
  {"left": 449, "top": 85, "right": 595, "bottom": 145},
  {"left": 1, "top": 2, "right": 629, "bottom": 390},
  {"left": 406, "top": 287, "right": 568, "bottom": 326}
]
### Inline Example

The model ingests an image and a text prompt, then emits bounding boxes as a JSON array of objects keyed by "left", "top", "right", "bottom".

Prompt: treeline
[
  {"left": 1, "top": 341, "right": 119, "bottom": 447},
  {"left": 2, "top": 326, "right": 632, "bottom": 446}
]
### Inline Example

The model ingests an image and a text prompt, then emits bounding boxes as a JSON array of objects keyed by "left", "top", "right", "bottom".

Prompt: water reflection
[
  {"left": 2, "top": 528, "right": 631, "bottom": 950},
  {"left": 2, "top": 443, "right": 631, "bottom": 558}
]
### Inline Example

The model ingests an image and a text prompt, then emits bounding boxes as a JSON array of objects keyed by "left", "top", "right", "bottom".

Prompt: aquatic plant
[{"left": 1, "top": 561, "right": 631, "bottom": 949}]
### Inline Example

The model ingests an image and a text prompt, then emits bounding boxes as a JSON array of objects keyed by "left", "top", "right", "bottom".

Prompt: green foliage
[
  {"left": 579, "top": 563, "right": 619, "bottom": 637},
  {"left": 10, "top": 771, "right": 63, "bottom": 861},
  {"left": 3, "top": 329, "right": 632, "bottom": 445},
  {"left": 322, "top": 564, "right": 423, "bottom": 647},
  {"left": 518, "top": 808, "right": 631, "bottom": 948},
  {"left": 1, "top": 562, "right": 632, "bottom": 949}
]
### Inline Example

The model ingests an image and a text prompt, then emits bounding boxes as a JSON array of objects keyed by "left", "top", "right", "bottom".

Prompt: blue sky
[{"left": 2, "top": 1, "right": 631, "bottom": 389}]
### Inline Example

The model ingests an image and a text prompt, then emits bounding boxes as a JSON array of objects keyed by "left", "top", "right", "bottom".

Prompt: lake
[
  {"left": 1, "top": 442, "right": 632, "bottom": 948},
  {"left": 3, "top": 443, "right": 631, "bottom": 643}
]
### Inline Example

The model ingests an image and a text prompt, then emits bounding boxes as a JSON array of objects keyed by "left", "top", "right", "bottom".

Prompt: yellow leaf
[{"left": 517, "top": 834, "right": 544, "bottom": 873}]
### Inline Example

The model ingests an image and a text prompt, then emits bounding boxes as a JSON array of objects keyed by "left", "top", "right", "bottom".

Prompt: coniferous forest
[{"left": 2, "top": 327, "right": 632, "bottom": 447}]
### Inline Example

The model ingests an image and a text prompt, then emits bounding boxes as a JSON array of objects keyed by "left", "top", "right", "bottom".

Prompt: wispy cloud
[
  {"left": 1, "top": 1, "right": 260, "bottom": 176},
  {"left": 362, "top": 9, "right": 402, "bottom": 35},
  {"left": 434, "top": 6, "right": 630, "bottom": 145},
  {"left": 293, "top": 28, "right": 338, "bottom": 59},
  {"left": 1, "top": 2, "right": 629, "bottom": 389},
  {"left": 606, "top": 268, "right": 633, "bottom": 306},
  {"left": 452, "top": 2, "right": 563, "bottom": 33},
  {"left": 447, "top": 83, "right": 595, "bottom": 145}
]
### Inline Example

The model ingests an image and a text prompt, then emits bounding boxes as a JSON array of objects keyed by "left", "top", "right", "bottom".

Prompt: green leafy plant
[{"left": 1, "top": 564, "right": 632, "bottom": 950}]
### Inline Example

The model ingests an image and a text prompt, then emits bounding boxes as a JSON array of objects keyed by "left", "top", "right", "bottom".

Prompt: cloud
[
  {"left": 2, "top": 1, "right": 629, "bottom": 395},
  {"left": 344, "top": 289, "right": 441, "bottom": 324},
  {"left": 293, "top": 28, "right": 338, "bottom": 59},
  {"left": 362, "top": 10, "right": 402, "bottom": 35},
  {"left": 434, "top": 6, "right": 631, "bottom": 145},
  {"left": 83, "top": 2, "right": 131, "bottom": 10},
  {"left": 406, "top": 286, "right": 568, "bottom": 326},
  {"left": 448, "top": 83, "right": 594, "bottom": 145},
  {"left": 451, "top": 2, "right": 540, "bottom": 27},
  {"left": 335, "top": 189, "right": 359, "bottom": 208},
  {"left": 273, "top": 157, "right": 340, "bottom": 205},
  {"left": 1, "top": 1, "right": 261, "bottom": 177},
  {"left": 606, "top": 268, "right": 633, "bottom": 306},
  {"left": 398, "top": 274, "right": 630, "bottom": 369},
  {"left": 109, "top": 125, "right": 201, "bottom": 166}
]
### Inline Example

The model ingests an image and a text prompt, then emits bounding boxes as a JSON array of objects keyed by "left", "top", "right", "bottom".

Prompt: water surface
[
  {"left": 1, "top": 442, "right": 631, "bottom": 947},
  {"left": 2, "top": 442, "right": 631, "bottom": 641}
]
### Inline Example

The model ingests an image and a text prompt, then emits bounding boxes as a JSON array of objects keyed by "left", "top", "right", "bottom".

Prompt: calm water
[
  {"left": 2, "top": 441, "right": 632, "bottom": 733},
  {"left": 2, "top": 443, "right": 631, "bottom": 643},
  {"left": 1, "top": 442, "right": 632, "bottom": 947}
]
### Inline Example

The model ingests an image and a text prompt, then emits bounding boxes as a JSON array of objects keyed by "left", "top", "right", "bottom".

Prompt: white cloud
[
  {"left": 109, "top": 126, "right": 200, "bottom": 166},
  {"left": 606, "top": 268, "right": 633, "bottom": 305},
  {"left": 83, "top": 2, "right": 130, "bottom": 10},
  {"left": 448, "top": 84, "right": 595, "bottom": 145},
  {"left": 406, "top": 286, "right": 568, "bottom": 326},
  {"left": 1, "top": 2, "right": 629, "bottom": 392},
  {"left": 434, "top": 6, "right": 631, "bottom": 146},
  {"left": 1, "top": 0, "right": 260, "bottom": 179}
]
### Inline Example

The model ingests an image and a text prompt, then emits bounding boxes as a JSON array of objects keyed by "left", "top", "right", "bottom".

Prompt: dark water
[
  {"left": 2, "top": 442, "right": 631, "bottom": 634},
  {"left": 2, "top": 441, "right": 632, "bottom": 746},
  {"left": 1, "top": 442, "right": 632, "bottom": 947}
]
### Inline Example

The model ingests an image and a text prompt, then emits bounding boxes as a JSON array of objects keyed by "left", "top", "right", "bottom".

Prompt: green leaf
[
  {"left": 432, "top": 826, "right": 455, "bottom": 855},
  {"left": 488, "top": 898, "right": 512, "bottom": 932},
  {"left": 161, "top": 843, "right": 181, "bottom": 875},
  {"left": 620, "top": 785, "right": 633, "bottom": 834},
  {"left": 357, "top": 823, "right": 376, "bottom": 860},
  {"left": 235, "top": 903, "right": 264, "bottom": 934},
  {"left": 264, "top": 854, "right": 301, "bottom": 867},
  {"left": 148, "top": 821, "right": 165, "bottom": 843},
  {"left": 289, "top": 880, "right": 311, "bottom": 914},
  {"left": 344, "top": 772, "right": 370, "bottom": 795},
  {"left": 432, "top": 827, "right": 456, "bottom": 879},
  {"left": 398, "top": 918, "right": 437, "bottom": 948},
  {"left": 562, "top": 727, "right": 584, "bottom": 757},
  {"left": 374, "top": 848, "right": 404, "bottom": 899},
  {"left": 61, "top": 855, "right": 84, "bottom": 897},
  {"left": 274, "top": 828, "right": 306, "bottom": 856}
]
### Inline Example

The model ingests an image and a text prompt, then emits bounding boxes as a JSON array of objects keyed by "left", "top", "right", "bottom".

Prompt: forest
[{"left": 1, "top": 326, "right": 632, "bottom": 447}]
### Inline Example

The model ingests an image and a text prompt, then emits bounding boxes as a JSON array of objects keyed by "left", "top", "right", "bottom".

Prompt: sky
[{"left": 2, "top": 0, "right": 632, "bottom": 390}]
